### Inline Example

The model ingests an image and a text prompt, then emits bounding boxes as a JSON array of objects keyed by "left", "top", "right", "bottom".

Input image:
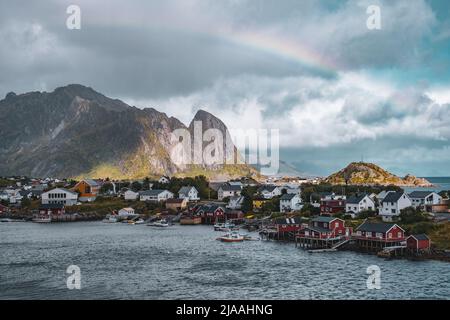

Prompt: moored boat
[
  {"left": 147, "top": 219, "right": 170, "bottom": 228},
  {"left": 32, "top": 216, "right": 52, "bottom": 223},
  {"left": 214, "top": 221, "right": 236, "bottom": 231},
  {"left": 217, "top": 231, "right": 244, "bottom": 242}
]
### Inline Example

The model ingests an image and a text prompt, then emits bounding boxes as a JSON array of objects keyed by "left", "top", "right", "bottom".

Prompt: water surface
[{"left": 0, "top": 222, "right": 449, "bottom": 300}]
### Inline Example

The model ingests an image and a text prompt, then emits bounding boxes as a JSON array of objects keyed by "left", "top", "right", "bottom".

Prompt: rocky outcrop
[{"left": 325, "top": 162, "right": 433, "bottom": 187}]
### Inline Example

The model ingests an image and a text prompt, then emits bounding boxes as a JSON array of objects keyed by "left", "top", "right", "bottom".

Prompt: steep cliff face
[
  {"left": 0, "top": 84, "right": 256, "bottom": 179},
  {"left": 324, "top": 162, "right": 433, "bottom": 186}
]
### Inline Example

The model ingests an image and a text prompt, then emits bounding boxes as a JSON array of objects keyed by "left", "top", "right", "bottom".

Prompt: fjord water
[{"left": 0, "top": 222, "right": 449, "bottom": 300}]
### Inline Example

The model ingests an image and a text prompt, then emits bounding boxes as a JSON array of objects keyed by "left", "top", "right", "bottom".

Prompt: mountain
[
  {"left": 324, "top": 162, "right": 433, "bottom": 187},
  {"left": 0, "top": 84, "right": 258, "bottom": 180}
]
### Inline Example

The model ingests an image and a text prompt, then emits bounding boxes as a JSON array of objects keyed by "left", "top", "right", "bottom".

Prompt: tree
[
  {"left": 399, "top": 207, "right": 428, "bottom": 224},
  {"left": 131, "top": 181, "right": 143, "bottom": 192}
]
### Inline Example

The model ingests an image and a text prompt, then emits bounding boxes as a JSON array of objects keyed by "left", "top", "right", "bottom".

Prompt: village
[{"left": 1, "top": 174, "right": 450, "bottom": 262}]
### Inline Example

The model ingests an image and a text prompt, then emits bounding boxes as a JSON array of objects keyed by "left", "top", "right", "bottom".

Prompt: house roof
[
  {"left": 408, "top": 191, "right": 435, "bottom": 199},
  {"left": 258, "top": 185, "right": 278, "bottom": 193},
  {"left": 305, "top": 225, "right": 332, "bottom": 233},
  {"left": 356, "top": 221, "right": 403, "bottom": 233},
  {"left": 140, "top": 189, "right": 171, "bottom": 196},
  {"left": 178, "top": 186, "right": 197, "bottom": 195},
  {"left": 219, "top": 184, "right": 242, "bottom": 191},
  {"left": 275, "top": 217, "right": 303, "bottom": 225},
  {"left": 45, "top": 188, "right": 78, "bottom": 196},
  {"left": 408, "top": 234, "right": 430, "bottom": 241},
  {"left": 280, "top": 193, "right": 298, "bottom": 200},
  {"left": 311, "top": 216, "right": 340, "bottom": 223},
  {"left": 84, "top": 179, "right": 99, "bottom": 187},
  {"left": 347, "top": 194, "right": 368, "bottom": 204},
  {"left": 381, "top": 192, "right": 406, "bottom": 203}
]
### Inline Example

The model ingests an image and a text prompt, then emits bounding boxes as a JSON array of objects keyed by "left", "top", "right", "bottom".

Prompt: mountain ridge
[{"left": 0, "top": 84, "right": 258, "bottom": 180}]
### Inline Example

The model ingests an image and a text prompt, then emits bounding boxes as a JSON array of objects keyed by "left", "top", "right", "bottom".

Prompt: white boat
[
  {"left": 214, "top": 221, "right": 236, "bottom": 231},
  {"left": 217, "top": 231, "right": 244, "bottom": 242},
  {"left": 103, "top": 215, "right": 119, "bottom": 223},
  {"left": 32, "top": 216, "right": 52, "bottom": 223},
  {"left": 147, "top": 219, "right": 170, "bottom": 227},
  {"left": 134, "top": 219, "right": 145, "bottom": 225}
]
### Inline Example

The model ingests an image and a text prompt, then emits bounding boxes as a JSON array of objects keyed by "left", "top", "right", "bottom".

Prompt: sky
[{"left": 0, "top": 0, "right": 449, "bottom": 177}]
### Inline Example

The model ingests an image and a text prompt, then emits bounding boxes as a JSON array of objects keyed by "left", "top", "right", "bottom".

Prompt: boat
[
  {"left": 134, "top": 218, "right": 145, "bottom": 225},
  {"left": 147, "top": 219, "right": 170, "bottom": 228},
  {"left": 0, "top": 218, "right": 26, "bottom": 223},
  {"left": 102, "top": 215, "right": 119, "bottom": 223},
  {"left": 243, "top": 234, "right": 261, "bottom": 241},
  {"left": 217, "top": 231, "right": 244, "bottom": 242},
  {"left": 32, "top": 216, "right": 52, "bottom": 223},
  {"left": 214, "top": 221, "right": 236, "bottom": 231}
]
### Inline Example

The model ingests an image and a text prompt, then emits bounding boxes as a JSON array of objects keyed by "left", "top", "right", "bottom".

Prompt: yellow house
[{"left": 252, "top": 198, "right": 270, "bottom": 210}]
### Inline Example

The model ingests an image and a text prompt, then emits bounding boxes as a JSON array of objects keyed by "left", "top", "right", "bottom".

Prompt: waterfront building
[
  {"left": 118, "top": 207, "right": 135, "bottom": 216},
  {"left": 41, "top": 188, "right": 78, "bottom": 206},
  {"left": 194, "top": 204, "right": 226, "bottom": 224},
  {"left": 39, "top": 203, "right": 65, "bottom": 216},
  {"left": 406, "top": 234, "right": 431, "bottom": 252},
  {"left": 353, "top": 220, "right": 405, "bottom": 251}
]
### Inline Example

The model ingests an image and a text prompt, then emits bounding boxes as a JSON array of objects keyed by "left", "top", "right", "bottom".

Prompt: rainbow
[{"left": 213, "top": 28, "right": 339, "bottom": 76}]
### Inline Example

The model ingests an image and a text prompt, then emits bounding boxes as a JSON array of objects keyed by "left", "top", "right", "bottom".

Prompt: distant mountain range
[
  {"left": 0, "top": 84, "right": 257, "bottom": 180},
  {"left": 324, "top": 162, "right": 433, "bottom": 187}
]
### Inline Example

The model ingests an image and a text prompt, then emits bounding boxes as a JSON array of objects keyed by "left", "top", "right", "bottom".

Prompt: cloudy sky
[{"left": 1, "top": 0, "right": 450, "bottom": 176}]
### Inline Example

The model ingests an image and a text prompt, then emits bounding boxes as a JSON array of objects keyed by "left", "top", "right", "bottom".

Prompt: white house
[
  {"left": 178, "top": 186, "right": 200, "bottom": 201},
  {"left": 118, "top": 207, "right": 135, "bottom": 216},
  {"left": 158, "top": 176, "right": 170, "bottom": 184},
  {"left": 140, "top": 189, "right": 174, "bottom": 202},
  {"left": 408, "top": 191, "right": 442, "bottom": 209},
  {"left": 124, "top": 190, "right": 140, "bottom": 201},
  {"left": 279, "top": 193, "right": 303, "bottom": 212},
  {"left": 226, "top": 196, "right": 245, "bottom": 210},
  {"left": 42, "top": 188, "right": 78, "bottom": 206},
  {"left": 257, "top": 185, "right": 282, "bottom": 199},
  {"left": 217, "top": 184, "right": 242, "bottom": 200},
  {"left": 345, "top": 194, "right": 376, "bottom": 215},
  {"left": 376, "top": 190, "right": 393, "bottom": 201},
  {"left": 379, "top": 192, "right": 412, "bottom": 221}
]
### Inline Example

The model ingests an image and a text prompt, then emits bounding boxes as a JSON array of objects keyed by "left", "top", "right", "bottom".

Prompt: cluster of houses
[
  {"left": 319, "top": 190, "right": 447, "bottom": 221},
  {"left": 271, "top": 215, "right": 431, "bottom": 254}
]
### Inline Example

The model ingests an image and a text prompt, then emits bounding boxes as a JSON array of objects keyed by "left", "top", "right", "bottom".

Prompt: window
[
  {"left": 335, "top": 222, "right": 339, "bottom": 228},
  {"left": 397, "top": 232, "right": 402, "bottom": 238},
  {"left": 391, "top": 209, "right": 396, "bottom": 214},
  {"left": 388, "top": 233, "right": 392, "bottom": 239}
]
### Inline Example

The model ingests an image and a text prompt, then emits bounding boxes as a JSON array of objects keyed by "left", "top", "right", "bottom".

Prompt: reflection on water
[{"left": 0, "top": 222, "right": 449, "bottom": 300}]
